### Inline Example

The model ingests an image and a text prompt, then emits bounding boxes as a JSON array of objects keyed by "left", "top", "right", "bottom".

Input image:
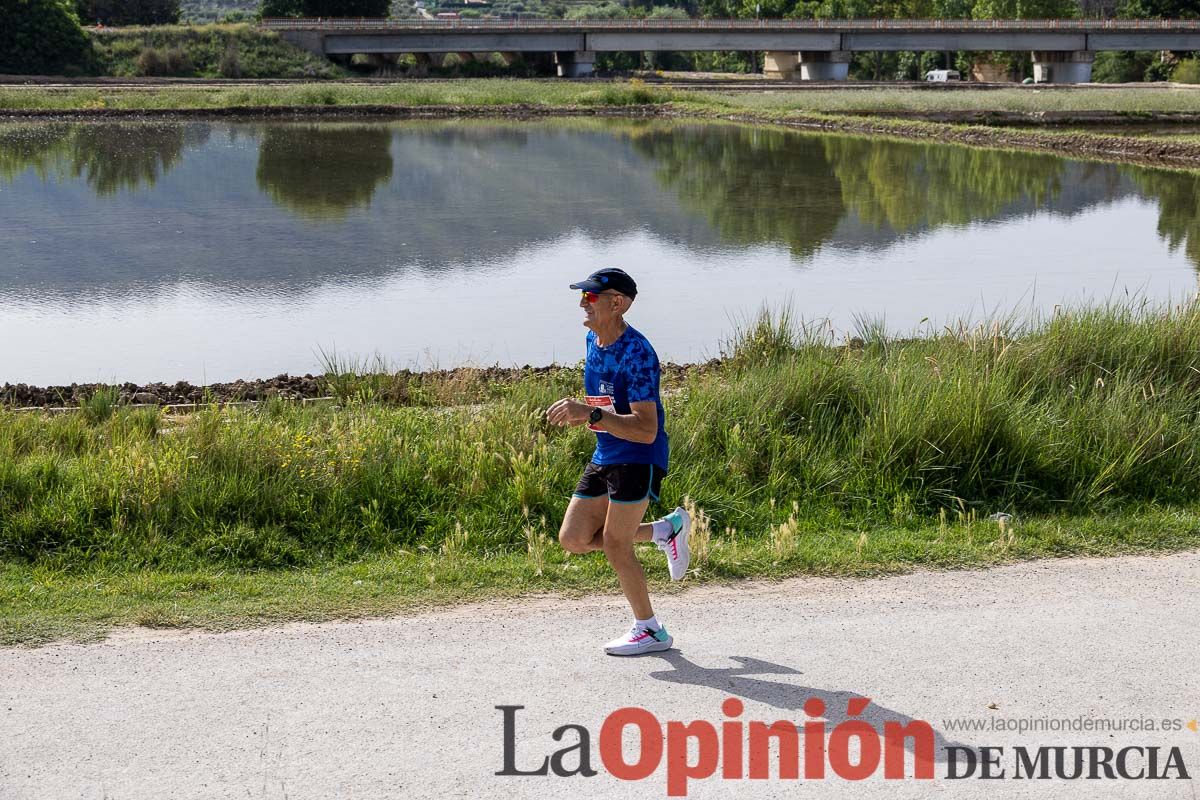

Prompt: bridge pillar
[
  {"left": 1031, "top": 51, "right": 1094, "bottom": 83},
  {"left": 555, "top": 50, "right": 595, "bottom": 78},
  {"left": 799, "top": 50, "right": 851, "bottom": 81},
  {"left": 763, "top": 51, "right": 800, "bottom": 80}
]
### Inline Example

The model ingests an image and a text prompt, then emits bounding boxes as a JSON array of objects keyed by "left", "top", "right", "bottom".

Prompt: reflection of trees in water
[
  {"left": 822, "top": 137, "right": 1064, "bottom": 232},
  {"left": 629, "top": 125, "right": 845, "bottom": 259},
  {"left": 628, "top": 125, "right": 1072, "bottom": 259},
  {"left": 0, "top": 124, "right": 75, "bottom": 182},
  {"left": 5, "top": 117, "right": 1197, "bottom": 280},
  {"left": 68, "top": 124, "right": 196, "bottom": 196},
  {"left": 1129, "top": 168, "right": 1200, "bottom": 276},
  {"left": 255, "top": 125, "right": 393, "bottom": 220},
  {"left": 0, "top": 122, "right": 201, "bottom": 194}
]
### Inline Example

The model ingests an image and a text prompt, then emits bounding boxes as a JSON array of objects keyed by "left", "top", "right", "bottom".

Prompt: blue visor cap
[{"left": 570, "top": 268, "right": 638, "bottom": 298}]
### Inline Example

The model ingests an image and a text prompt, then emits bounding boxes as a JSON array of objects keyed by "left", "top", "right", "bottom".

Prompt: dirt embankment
[
  {"left": 736, "top": 110, "right": 1200, "bottom": 169},
  {"left": 2, "top": 374, "right": 326, "bottom": 409},
  {"left": 0, "top": 361, "right": 722, "bottom": 410}
]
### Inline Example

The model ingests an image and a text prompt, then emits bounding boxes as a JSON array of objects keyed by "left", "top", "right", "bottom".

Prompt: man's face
[{"left": 580, "top": 290, "right": 625, "bottom": 330}]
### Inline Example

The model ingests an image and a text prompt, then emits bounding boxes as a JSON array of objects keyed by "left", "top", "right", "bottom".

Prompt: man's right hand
[{"left": 546, "top": 398, "right": 590, "bottom": 427}]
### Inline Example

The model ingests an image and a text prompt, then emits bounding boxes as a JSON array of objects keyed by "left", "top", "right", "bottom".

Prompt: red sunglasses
[{"left": 581, "top": 290, "right": 619, "bottom": 303}]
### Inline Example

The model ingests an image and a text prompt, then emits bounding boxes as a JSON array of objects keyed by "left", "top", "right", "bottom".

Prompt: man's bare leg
[
  {"left": 558, "top": 495, "right": 654, "bottom": 618},
  {"left": 558, "top": 495, "right": 609, "bottom": 554},
  {"left": 600, "top": 498, "right": 653, "bottom": 621},
  {"left": 559, "top": 495, "right": 657, "bottom": 551},
  {"left": 559, "top": 494, "right": 675, "bottom": 654}
]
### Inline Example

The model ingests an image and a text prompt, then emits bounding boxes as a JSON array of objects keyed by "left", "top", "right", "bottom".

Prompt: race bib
[{"left": 585, "top": 395, "right": 615, "bottom": 432}]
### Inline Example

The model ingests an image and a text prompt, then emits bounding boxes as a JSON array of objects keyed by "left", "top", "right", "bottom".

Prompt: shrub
[
  {"left": 135, "top": 45, "right": 194, "bottom": 76},
  {"left": 1172, "top": 58, "right": 1200, "bottom": 84},
  {"left": 1091, "top": 51, "right": 1148, "bottom": 83},
  {"left": 218, "top": 41, "right": 242, "bottom": 78},
  {"left": 1144, "top": 56, "right": 1174, "bottom": 82},
  {"left": 165, "top": 46, "right": 193, "bottom": 74},
  {"left": 135, "top": 45, "right": 165, "bottom": 75}
]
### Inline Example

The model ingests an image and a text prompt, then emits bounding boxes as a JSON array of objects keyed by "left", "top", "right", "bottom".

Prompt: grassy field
[
  {"left": 7, "top": 81, "right": 1200, "bottom": 114},
  {"left": 0, "top": 80, "right": 685, "bottom": 111},
  {"left": 4, "top": 302, "right": 1200, "bottom": 646},
  {"left": 5, "top": 505, "right": 1195, "bottom": 646},
  {"left": 723, "top": 86, "right": 1200, "bottom": 114}
]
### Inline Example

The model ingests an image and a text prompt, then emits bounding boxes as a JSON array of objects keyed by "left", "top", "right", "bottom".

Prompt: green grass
[
  {"left": 8, "top": 82, "right": 1200, "bottom": 114},
  {"left": 0, "top": 79, "right": 690, "bottom": 112},
  {"left": 4, "top": 505, "right": 1195, "bottom": 647},
  {"left": 718, "top": 86, "right": 1200, "bottom": 115},
  {"left": 3, "top": 300, "right": 1200, "bottom": 646},
  {"left": 78, "top": 385, "right": 120, "bottom": 425},
  {"left": 1089, "top": 129, "right": 1200, "bottom": 146}
]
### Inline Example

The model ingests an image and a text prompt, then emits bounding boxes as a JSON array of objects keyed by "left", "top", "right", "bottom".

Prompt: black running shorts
[{"left": 572, "top": 462, "right": 665, "bottom": 504}]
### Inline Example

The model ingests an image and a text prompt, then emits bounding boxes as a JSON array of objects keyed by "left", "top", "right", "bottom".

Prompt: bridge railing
[{"left": 260, "top": 17, "right": 1200, "bottom": 31}]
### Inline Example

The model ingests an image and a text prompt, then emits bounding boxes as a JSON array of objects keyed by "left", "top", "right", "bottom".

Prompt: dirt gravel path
[{"left": 3, "top": 550, "right": 1199, "bottom": 799}]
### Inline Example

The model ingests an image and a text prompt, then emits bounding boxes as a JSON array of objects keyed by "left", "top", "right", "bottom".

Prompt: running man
[{"left": 546, "top": 268, "right": 691, "bottom": 656}]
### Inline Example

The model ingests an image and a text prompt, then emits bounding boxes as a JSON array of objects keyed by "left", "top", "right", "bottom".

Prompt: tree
[
  {"left": 301, "top": 0, "right": 389, "bottom": 16},
  {"left": 76, "top": 0, "right": 179, "bottom": 24},
  {"left": 933, "top": 0, "right": 972, "bottom": 15},
  {"left": 972, "top": 0, "right": 1078, "bottom": 19},
  {"left": 260, "top": 0, "right": 302, "bottom": 17},
  {"left": 0, "top": 0, "right": 92, "bottom": 75},
  {"left": 697, "top": 0, "right": 738, "bottom": 18},
  {"left": 564, "top": 2, "right": 627, "bottom": 17},
  {"left": 260, "top": 0, "right": 390, "bottom": 17},
  {"left": 1118, "top": 0, "right": 1198, "bottom": 19}
]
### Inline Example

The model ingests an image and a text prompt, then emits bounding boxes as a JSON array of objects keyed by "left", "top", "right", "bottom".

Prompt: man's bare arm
[{"left": 592, "top": 400, "right": 657, "bottom": 445}]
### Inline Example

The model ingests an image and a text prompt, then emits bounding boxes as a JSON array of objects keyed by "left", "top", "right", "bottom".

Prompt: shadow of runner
[{"left": 644, "top": 651, "right": 981, "bottom": 765}]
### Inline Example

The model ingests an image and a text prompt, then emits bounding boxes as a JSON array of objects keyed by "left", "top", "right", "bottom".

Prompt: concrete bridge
[{"left": 262, "top": 18, "right": 1200, "bottom": 81}]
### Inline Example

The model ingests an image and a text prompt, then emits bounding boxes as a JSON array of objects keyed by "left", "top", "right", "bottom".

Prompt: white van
[{"left": 925, "top": 69, "right": 962, "bottom": 82}]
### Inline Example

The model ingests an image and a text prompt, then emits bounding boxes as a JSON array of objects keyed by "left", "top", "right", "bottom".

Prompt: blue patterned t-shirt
[{"left": 584, "top": 325, "right": 669, "bottom": 470}]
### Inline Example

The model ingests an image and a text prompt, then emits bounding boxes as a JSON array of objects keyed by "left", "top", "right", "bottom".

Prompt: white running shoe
[
  {"left": 603, "top": 623, "right": 673, "bottom": 656},
  {"left": 656, "top": 506, "right": 691, "bottom": 581}
]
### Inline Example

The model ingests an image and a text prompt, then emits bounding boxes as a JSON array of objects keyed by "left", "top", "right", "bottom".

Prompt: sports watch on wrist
[{"left": 588, "top": 407, "right": 603, "bottom": 425}]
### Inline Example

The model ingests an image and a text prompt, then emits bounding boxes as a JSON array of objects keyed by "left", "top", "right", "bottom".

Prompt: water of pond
[{"left": 1, "top": 118, "right": 1197, "bottom": 384}]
